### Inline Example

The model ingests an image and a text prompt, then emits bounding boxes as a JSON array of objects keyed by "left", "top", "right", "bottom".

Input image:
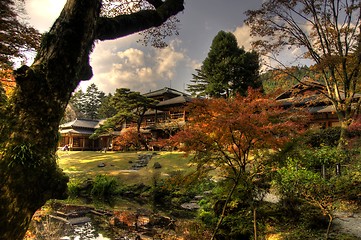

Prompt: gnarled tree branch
[{"left": 95, "top": 0, "right": 184, "bottom": 41}]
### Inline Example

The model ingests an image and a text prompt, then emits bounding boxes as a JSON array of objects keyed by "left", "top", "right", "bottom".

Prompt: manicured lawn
[{"left": 57, "top": 151, "right": 195, "bottom": 185}]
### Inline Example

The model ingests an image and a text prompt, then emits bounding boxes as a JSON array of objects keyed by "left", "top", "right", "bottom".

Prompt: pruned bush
[
  {"left": 303, "top": 127, "right": 341, "bottom": 147},
  {"left": 67, "top": 179, "right": 82, "bottom": 198},
  {"left": 90, "top": 175, "right": 118, "bottom": 200}
]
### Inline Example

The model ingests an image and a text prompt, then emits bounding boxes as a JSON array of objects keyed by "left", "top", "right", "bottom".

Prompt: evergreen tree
[
  {"left": 83, "top": 83, "right": 104, "bottom": 119},
  {"left": 187, "top": 31, "right": 260, "bottom": 98},
  {"left": 69, "top": 89, "right": 86, "bottom": 118},
  {"left": 69, "top": 84, "right": 105, "bottom": 119},
  {"left": 98, "top": 93, "right": 117, "bottom": 119},
  {"left": 94, "top": 88, "right": 157, "bottom": 150},
  {"left": 110, "top": 88, "right": 157, "bottom": 131}
]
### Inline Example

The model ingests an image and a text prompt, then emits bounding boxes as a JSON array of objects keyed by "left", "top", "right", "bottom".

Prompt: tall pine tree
[
  {"left": 83, "top": 83, "right": 104, "bottom": 119},
  {"left": 69, "top": 83, "right": 104, "bottom": 119},
  {"left": 69, "top": 89, "right": 86, "bottom": 118},
  {"left": 98, "top": 93, "right": 117, "bottom": 119},
  {"left": 187, "top": 31, "right": 260, "bottom": 98}
]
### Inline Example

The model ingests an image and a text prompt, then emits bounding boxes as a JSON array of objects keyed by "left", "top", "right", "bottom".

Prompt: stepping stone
[{"left": 68, "top": 217, "right": 91, "bottom": 225}]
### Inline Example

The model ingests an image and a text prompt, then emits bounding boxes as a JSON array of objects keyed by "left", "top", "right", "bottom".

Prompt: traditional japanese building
[
  {"left": 59, "top": 87, "right": 192, "bottom": 151},
  {"left": 276, "top": 79, "right": 361, "bottom": 128},
  {"left": 58, "top": 119, "right": 114, "bottom": 151},
  {"left": 122, "top": 87, "right": 192, "bottom": 149},
  {"left": 141, "top": 88, "right": 192, "bottom": 136}
]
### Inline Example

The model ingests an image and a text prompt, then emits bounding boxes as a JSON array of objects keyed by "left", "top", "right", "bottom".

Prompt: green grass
[{"left": 57, "top": 151, "right": 194, "bottom": 185}]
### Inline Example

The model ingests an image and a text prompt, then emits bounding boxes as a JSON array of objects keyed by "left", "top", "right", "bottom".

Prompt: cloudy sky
[{"left": 25, "top": 0, "right": 264, "bottom": 94}]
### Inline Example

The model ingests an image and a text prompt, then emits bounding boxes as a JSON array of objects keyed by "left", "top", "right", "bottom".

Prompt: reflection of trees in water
[
  {"left": 28, "top": 216, "right": 109, "bottom": 240},
  {"left": 28, "top": 215, "right": 64, "bottom": 239}
]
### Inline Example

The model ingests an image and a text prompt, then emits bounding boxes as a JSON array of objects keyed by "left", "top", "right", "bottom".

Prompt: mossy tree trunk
[
  {"left": 0, "top": 0, "right": 184, "bottom": 239},
  {"left": 337, "top": 112, "right": 352, "bottom": 149}
]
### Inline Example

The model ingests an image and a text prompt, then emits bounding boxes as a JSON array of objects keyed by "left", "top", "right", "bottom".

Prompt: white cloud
[
  {"left": 156, "top": 40, "right": 185, "bottom": 79},
  {"left": 233, "top": 24, "right": 253, "bottom": 51},
  {"left": 85, "top": 39, "right": 191, "bottom": 94},
  {"left": 26, "top": 0, "right": 66, "bottom": 32},
  {"left": 232, "top": 24, "right": 311, "bottom": 70},
  {"left": 117, "top": 48, "right": 145, "bottom": 66}
]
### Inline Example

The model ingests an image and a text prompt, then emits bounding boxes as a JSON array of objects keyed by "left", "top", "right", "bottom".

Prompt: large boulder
[{"left": 153, "top": 162, "right": 162, "bottom": 169}]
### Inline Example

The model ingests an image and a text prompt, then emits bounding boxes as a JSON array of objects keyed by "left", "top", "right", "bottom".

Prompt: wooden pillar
[
  {"left": 155, "top": 109, "right": 158, "bottom": 124},
  {"left": 69, "top": 134, "right": 73, "bottom": 150},
  {"left": 336, "top": 163, "right": 341, "bottom": 176}
]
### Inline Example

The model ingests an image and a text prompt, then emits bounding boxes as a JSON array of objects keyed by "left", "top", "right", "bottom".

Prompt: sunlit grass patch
[{"left": 57, "top": 151, "right": 194, "bottom": 185}]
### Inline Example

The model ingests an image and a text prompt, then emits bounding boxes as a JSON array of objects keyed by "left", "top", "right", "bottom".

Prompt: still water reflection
[{"left": 60, "top": 222, "right": 111, "bottom": 240}]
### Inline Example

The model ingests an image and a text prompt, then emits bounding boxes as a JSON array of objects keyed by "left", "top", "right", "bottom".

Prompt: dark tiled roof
[
  {"left": 59, "top": 119, "right": 100, "bottom": 129},
  {"left": 156, "top": 95, "right": 193, "bottom": 107},
  {"left": 59, "top": 128, "right": 95, "bottom": 135},
  {"left": 144, "top": 109, "right": 165, "bottom": 115},
  {"left": 143, "top": 87, "right": 190, "bottom": 98},
  {"left": 309, "top": 105, "right": 335, "bottom": 113},
  {"left": 276, "top": 79, "right": 325, "bottom": 100},
  {"left": 276, "top": 79, "right": 361, "bottom": 107}
]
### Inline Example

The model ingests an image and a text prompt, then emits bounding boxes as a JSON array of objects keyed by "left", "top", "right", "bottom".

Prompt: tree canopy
[
  {"left": 98, "top": 93, "right": 117, "bottom": 119},
  {"left": 92, "top": 88, "right": 157, "bottom": 149},
  {"left": 187, "top": 30, "right": 260, "bottom": 98},
  {"left": 0, "top": 0, "right": 40, "bottom": 69},
  {"left": 104, "top": 88, "right": 155, "bottom": 128},
  {"left": 245, "top": 0, "right": 361, "bottom": 146}
]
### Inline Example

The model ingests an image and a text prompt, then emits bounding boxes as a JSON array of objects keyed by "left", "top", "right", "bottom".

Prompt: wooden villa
[
  {"left": 59, "top": 87, "right": 192, "bottom": 151},
  {"left": 276, "top": 79, "right": 361, "bottom": 128},
  {"left": 122, "top": 88, "right": 190, "bottom": 126},
  {"left": 122, "top": 87, "right": 192, "bottom": 147}
]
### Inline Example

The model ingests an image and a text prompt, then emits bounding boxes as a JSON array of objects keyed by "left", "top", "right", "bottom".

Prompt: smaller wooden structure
[{"left": 59, "top": 119, "right": 115, "bottom": 151}]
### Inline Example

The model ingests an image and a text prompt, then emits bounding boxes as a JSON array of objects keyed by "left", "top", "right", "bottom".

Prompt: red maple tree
[{"left": 172, "top": 88, "right": 309, "bottom": 239}]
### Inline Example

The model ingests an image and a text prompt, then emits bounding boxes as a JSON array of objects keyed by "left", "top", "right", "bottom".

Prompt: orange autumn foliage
[
  {"left": 172, "top": 89, "right": 309, "bottom": 172},
  {"left": 0, "top": 69, "right": 16, "bottom": 96},
  {"left": 112, "top": 127, "right": 148, "bottom": 151}
]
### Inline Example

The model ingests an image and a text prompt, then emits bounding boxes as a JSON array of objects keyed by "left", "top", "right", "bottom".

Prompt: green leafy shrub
[
  {"left": 197, "top": 196, "right": 217, "bottom": 226},
  {"left": 216, "top": 209, "right": 253, "bottom": 240},
  {"left": 90, "top": 175, "right": 118, "bottom": 200},
  {"left": 334, "top": 168, "right": 361, "bottom": 203},
  {"left": 303, "top": 127, "right": 341, "bottom": 147},
  {"left": 67, "top": 179, "right": 82, "bottom": 198}
]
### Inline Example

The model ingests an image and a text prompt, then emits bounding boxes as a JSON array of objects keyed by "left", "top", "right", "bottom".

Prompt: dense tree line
[{"left": 68, "top": 83, "right": 108, "bottom": 120}]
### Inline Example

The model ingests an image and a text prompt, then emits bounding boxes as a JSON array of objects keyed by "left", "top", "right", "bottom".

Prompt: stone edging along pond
[{"left": 29, "top": 202, "right": 183, "bottom": 239}]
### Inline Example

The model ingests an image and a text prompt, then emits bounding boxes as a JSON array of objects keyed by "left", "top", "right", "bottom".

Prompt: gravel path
[
  {"left": 263, "top": 194, "right": 361, "bottom": 238},
  {"left": 333, "top": 212, "right": 361, "bottom": 239}
]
